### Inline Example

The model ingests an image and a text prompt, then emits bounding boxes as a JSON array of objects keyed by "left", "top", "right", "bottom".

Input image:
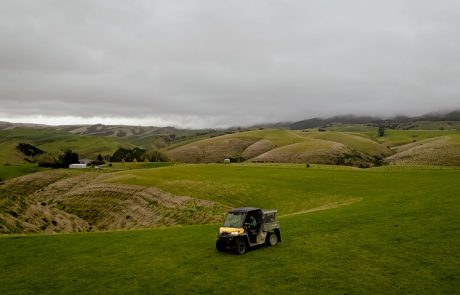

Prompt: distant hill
[
  {"left": 55, "top": 124, "right": 222, "bottom": 149},
  {"left": 167, "top": 128, "right": 460, "bottom": 167},
  {"left": 0, "top": 127, "right": 132, "bottom": 164},
  {"left": 290, "top": 111, "right": 460, "bottom": 130},
  {"left": 290, "top": 115, "right": 379, "bottom": 130},
  {"left": 2, "top": 114, "right": 460, "bottom": 167},
  {"left": 168, "top": 128, "right": 394, "bottom": 167},
  {"left": 0, "top": 123, "right": 224, "bottom": 164}
]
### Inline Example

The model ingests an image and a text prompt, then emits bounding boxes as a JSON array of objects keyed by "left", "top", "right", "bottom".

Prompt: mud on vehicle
[{"left": 216, "top": 207, "right": 281, "bottom": 255}]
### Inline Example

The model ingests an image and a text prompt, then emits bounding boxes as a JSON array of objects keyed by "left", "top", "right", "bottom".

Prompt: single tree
[
  {"left": 59, "top": 149, "right": 79, "bottom": 166},
  {"left": 377, "top": 126, "right": 385, "bottom": 137}
]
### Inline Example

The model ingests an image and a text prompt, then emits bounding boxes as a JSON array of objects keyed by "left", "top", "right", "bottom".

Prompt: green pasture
[
  {"left": 408, "top": 121, "right": 460, "bottom": 130},
  {"left": 103, "top": 164, "right": 459, "bottom": 214},
  {"left": 39, "top": 137, "right": 126, "bottom": 159},
  {"left": 0, "top": 164, "right": 45, "bottom": 181},
  {"left": 0, "top": 141, "right": 24, "bottom": 164},
  {"left": 328, "top": 121, "right": 460, "bottom": 133},
  {"left": 298, "top": 131, "right": 393, "bottom": 157},
  {"left": 165, "top": 131, "right": 227, "bottom": 151},
  {"left": 328, "top": 124, "right": 377, "bottom": 132},
  {"left": 0, "top": 128, "right": 75, "bottom": 145},
  {"left": 101, "top": 161, "right": 174, "bottom": 172},
  {"left": 227, "top": 129, "right": 303, "bottom": 147},
  {"left": 1, "top": 165, "right": 459, "bottom": 294},
  {"left": 364, "top": 129, "right": 459, "bottom": 147},
  {"left": 173, "top": 128, "right": 303, "bottom": 150}
]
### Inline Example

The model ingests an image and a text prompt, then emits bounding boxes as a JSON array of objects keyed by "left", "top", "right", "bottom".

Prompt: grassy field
[
  {"left": 301, "top": 131, "right": 393, "bottom": 157},
  {"left": 364, "top": 129, "right": 458, "bottom": 147},
  {"left": 102, "top": 164, "right": 460, "bottom": 215},
  {"left": 1, "top": 165, "right": 458, "bottom": 294},
  {"left": 0, "top": 164, "right": 45, "bottom": 181}
]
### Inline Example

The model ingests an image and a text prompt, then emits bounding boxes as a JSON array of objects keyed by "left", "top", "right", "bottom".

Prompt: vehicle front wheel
[
  {"left": 266, "top": 232, "right": 278, "bottom": 246},
  {"left": 234, "top": 239, "right": 247, "bottom": 255}
]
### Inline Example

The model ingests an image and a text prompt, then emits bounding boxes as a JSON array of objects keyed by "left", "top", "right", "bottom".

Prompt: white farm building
[{"left": 69, "top": 164, "right": 87, "bottom": 169}]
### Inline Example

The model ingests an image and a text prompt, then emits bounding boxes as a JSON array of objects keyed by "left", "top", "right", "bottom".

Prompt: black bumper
[{"left": 216, "top": 236, "right": 237, "bottom": 249}]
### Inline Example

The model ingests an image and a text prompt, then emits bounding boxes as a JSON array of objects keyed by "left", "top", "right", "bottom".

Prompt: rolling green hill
[
  {"left": 385, "top": 134, "right": 460, "bottom": 166},
  {"left": 0, "top": 164, "right": 459, "bottom": 294},
  {"left": 167, "top": 128, "right": 460, "bottom": 167},
  {"left": 2, "top": 124, "right": 460, "bottom": 167},
  {"left": 0, "top": 125, "right": 225, "bottom": 164},
  {"left": 65, "top": 124, "right": 224, "bottom": 150},
  {"left": 0, "top": 128, "right": 132, "bottom": 164},
  {"left": 301, "top": 131, "right": 393, "bottom": 157},
  {"left": 364, "top": 129, "right": 456, "bottom": 147},
  {"left": 168, "top": 128, "right": 361, "bottom": 164},
  {"left": 168, "top": 129, "right": 304, "bottom": 163},
  {"left": 249, "top": 137, "right": 352, "bottom": 164}
]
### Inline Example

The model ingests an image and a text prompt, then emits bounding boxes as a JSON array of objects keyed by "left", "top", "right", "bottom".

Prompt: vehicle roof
[
  {"left": 262, "top": 210, "right": 277, "bottom": 214},
  {"left": 228, "top": 207, "right": 261, "bottom": 213}
]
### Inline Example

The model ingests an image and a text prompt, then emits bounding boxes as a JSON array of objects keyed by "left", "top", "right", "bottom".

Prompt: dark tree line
[
  {"left": 16, "top": 143, "right": 44, "bottom": 157},
  {"left": 110, "top": 147, "right": 146, "bottom": 162},
  {"left": 38, "top": 149, "right": 80, "bottom": 168},
  {"left": 110, "top": 147, "right": 169, "bottom": 162},
  {"left": 16, "top": 143, "right": 80, "bottom": 168},
  {"left": 15, "top": 142, "right": 170, "bottom": 168}
]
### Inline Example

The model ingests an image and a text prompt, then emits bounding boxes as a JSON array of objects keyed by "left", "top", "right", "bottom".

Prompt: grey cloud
[{"left": 1, "top": 0, "right": 459, "bottom": 127}]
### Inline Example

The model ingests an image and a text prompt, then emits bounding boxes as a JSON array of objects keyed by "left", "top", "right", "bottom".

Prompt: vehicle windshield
[{"left": 223, "top": 212, "right": 245, "bottom": 228}]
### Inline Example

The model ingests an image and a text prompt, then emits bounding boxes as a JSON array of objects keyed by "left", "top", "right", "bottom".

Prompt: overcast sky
[{"left": 1, "top": 1, "right": 459, "bottom": 128}]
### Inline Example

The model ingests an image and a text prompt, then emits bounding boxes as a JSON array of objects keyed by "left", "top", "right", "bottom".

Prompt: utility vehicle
[{"left": 216, "top": 207, "right": 281, "bottom": 255}]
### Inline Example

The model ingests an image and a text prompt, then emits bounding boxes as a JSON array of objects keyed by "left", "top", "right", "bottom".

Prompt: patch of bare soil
[{"left": 0, "top": 172, "right": 228, "bottom": 234}]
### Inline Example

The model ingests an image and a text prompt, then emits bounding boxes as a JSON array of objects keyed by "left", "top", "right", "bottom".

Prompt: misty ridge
[
  {"left": 225, "top": 110, "right": 460, "bottom": 130},
  {"left": 286, "top": 110, "right": 460, "bottom": 130},
  {"left": 2, "top": 110, "right": 460, "bottom": 131}
]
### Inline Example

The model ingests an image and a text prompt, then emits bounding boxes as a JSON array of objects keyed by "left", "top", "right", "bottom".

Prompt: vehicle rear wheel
[
  {"left": 266, "top": 232, "right": 278, "bottom": 246},
  {"left": 234, "top": 239, "right": 247, "bottom": 255}
]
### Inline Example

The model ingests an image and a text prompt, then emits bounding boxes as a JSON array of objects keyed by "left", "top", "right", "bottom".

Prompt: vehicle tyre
[
  {"left": 266, "top": 232, "right": 278, "bottom": 246},
  {"left": 216, "top": 239, "right": 225, "bottom": 252},
  {"left": 234, "top": 239, "right": 247, "bottom": 255}
]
